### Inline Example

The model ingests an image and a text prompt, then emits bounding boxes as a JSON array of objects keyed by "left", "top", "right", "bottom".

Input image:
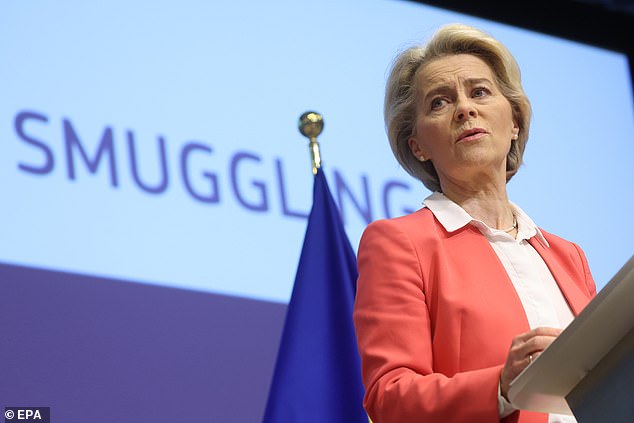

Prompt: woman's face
[{"left": 408, "top": 54, "right": 519, "bottom": 188}]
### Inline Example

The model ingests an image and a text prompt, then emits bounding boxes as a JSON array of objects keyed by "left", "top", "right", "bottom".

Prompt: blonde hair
[{"left": 385, "top": 24, "right": 532, "bottom": 192}]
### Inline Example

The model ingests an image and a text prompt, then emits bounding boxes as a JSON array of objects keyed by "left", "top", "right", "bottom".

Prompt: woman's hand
[{"left": 499, "top": 327, "right": 563, "bottom": 399}]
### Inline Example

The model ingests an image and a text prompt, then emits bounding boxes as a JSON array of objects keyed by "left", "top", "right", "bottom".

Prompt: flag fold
[{"left": 262, "top": 169, "right": 366, "bottom": 423}]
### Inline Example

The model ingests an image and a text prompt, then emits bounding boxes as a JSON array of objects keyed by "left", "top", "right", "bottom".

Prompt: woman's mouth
[{"left": 457, "top": 128, "right": 487, "bottom": 143}]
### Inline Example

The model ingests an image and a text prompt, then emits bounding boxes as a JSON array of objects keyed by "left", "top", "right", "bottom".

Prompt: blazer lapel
[
  {"left": 528, "top": 237, "right": 588, "bottom": 316},
  {"left": 450, "top": 226, "right": 531, "bottom": 331}
]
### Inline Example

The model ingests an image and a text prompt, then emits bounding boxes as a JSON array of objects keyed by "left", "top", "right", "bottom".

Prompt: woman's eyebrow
[
  {"left": 464, "top": 77, "right": 494, "bottom": 86},
  {"left": 422, "top": 84, "right": 454, "bottom": 102},
  {"left": 423, "top": 77, "right": 494, "bottom": 98}
]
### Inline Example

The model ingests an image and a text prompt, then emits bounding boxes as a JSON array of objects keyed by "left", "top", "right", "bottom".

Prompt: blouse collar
[{"left": 423, "top": 191, "right": 549, "bottom": 247}]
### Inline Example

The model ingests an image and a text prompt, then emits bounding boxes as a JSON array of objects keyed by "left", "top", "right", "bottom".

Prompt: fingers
[
  {"left": 513, "top": 327, "right": 562, "bottom": 343},
  {"left": 527, "top": 351, "right": 543, "bottom": 365},
  {"left": 527, "top": 351, "right": 543, "bottom": 364},
  {"left": 512, "top": 331, "right": 559, "bottom": 358},
  {"left": 499, "top": 327, "right": 562, "bottom": 398},
  {"left": 509, "top": 327, "right": 561, "bottom": 365}
]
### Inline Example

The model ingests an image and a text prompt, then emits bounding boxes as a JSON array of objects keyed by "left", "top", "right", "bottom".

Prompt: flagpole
[
  {"left": 299, "top": 110, "right": 373, "bottom": 423},
  {"left": 298, "top": 111, "right": 324, "bottom": 174},
  {"left": 262, "top": 111, "right": 369, "bottom": 423}
]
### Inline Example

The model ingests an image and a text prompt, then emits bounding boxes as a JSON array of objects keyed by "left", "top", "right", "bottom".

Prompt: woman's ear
[{"left": 408, "top": 136, "right": 429, "bottom": 162}]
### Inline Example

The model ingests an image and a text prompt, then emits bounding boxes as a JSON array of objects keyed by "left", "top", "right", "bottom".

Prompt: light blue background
[{"left": 1, "top": 0, "right": 632, "bottom": 302}]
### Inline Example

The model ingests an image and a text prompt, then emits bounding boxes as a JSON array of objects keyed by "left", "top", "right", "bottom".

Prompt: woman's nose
[{"left": 455, "top": 98, "right": 477, "bottom": 121}]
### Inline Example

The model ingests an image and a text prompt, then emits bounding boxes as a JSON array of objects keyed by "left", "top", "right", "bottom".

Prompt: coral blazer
[{"left": 353, "top": 208, "right": 596, "bottom": 423}]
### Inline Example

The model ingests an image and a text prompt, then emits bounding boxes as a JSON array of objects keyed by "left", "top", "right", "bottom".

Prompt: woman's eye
[
  {"left": 473, "top": 87, "right": 489, "bottom": 97},
  {"left": 431, "top": 98, "right": 447, "bottom": 110}
]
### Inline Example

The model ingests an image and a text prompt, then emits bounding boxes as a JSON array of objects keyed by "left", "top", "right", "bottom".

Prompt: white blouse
[{"left": 424, "top": 192, "right": 577, "bottom": 423}]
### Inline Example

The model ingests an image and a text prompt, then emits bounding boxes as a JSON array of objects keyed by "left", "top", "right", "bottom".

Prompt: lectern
[{"left": 508, "top": 256, "right": 634, "bottom": 422}]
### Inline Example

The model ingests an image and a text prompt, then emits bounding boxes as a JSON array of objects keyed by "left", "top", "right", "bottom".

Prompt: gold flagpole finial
[{"left": 298, "top": 111, "right": 324, "bottom": 175}]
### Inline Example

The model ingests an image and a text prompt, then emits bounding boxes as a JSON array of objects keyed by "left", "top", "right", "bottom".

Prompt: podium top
[{"left": 508, "top": 255, "right": 634, "bottom": 414}]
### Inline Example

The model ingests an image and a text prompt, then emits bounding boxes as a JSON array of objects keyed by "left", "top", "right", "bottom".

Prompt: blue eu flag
[{"left": 262, "top": 169, "right": 367, "bottom": 423}]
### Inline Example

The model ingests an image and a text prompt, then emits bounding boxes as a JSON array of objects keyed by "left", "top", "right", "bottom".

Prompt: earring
[{"left": 512, "top": 133, "right": 519, "bottom": 140}]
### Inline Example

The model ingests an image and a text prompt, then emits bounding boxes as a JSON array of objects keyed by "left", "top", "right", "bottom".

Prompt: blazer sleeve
[{"left": 353, "top": 219, "right": 504, "bottom": 423}]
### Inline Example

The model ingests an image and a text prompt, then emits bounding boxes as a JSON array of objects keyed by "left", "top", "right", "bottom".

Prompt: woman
[{"left": 353, "top": 24, "right": 596, "bottom": 423}]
